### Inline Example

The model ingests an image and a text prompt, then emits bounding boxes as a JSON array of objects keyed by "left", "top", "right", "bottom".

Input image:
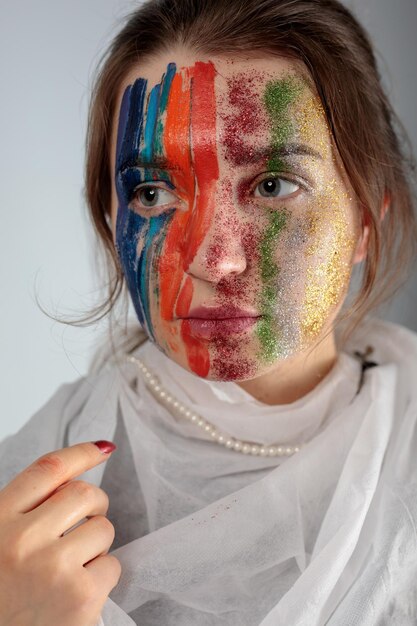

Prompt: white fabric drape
[{"left": 0, "top": 316, "right": 416, "bottom": 625}]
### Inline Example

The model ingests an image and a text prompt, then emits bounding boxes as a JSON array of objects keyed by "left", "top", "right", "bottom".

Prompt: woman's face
[{"left": 110, "top": 51, "right": 362, "bottom": 381}]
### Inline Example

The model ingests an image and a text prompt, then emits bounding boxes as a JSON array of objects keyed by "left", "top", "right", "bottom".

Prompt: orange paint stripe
[{"left": 159, "top": 71, "right": 193, "bottom": 326}]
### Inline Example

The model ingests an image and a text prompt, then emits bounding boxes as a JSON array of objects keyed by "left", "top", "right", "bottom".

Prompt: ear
[
  {"left": 352, "top": 193, "right": 389, "bottom": 265},
  {"left": 352, "top": 224, "right": 369, "bottom": 265}
]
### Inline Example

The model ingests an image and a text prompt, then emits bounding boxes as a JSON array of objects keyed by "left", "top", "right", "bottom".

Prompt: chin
[{"left": 204, "top": 358, "right": 261, "bottom": 382}]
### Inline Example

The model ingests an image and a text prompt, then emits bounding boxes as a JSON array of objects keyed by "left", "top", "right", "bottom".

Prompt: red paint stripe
[
  {"left": 178, "top": 61, "right": 219, "bottom": 377},
  {"left": 183, "top": 61, "right": 219, "bottom": 271},
  {"left": 181, "top": 321, "right": 211, "bottom": 377}
]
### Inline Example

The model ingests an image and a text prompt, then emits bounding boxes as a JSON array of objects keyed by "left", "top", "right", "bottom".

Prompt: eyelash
[{"left": 129, "top": 173, "right": 308, "bottom": 213}]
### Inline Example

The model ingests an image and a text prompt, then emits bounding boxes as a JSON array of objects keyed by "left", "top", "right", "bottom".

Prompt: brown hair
[{"left": 80, "top": 0, "right": 416, "bottom": 357}]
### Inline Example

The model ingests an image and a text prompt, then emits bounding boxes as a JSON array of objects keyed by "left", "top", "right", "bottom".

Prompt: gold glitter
[
  {"left": 301, "top": 196, "right": 356, "bottom": 339},
  {"left": 295, "top": 92, "right": 326, "bottom": 149},
  {"left": 284, "top": 83, "right": 358, "bottom": 343}
]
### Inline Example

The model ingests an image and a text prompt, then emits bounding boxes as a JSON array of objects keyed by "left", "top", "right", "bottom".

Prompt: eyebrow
[
  {"left": 117, "top": 143, "right": 323, "bottom": 174},
  {"left": 235, "top": 143, "right": 323, "bottom": 166},
  {"left": 118, "top": 156, "right": 181, "bottom": 174}
]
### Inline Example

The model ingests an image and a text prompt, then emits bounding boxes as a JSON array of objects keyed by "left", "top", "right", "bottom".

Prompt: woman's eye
[
  {"left": 133, "top": 185, "right": 177, "bottom": 209},
  {"left": 254, "top": 177, "right": 300, "bottom": 199}
]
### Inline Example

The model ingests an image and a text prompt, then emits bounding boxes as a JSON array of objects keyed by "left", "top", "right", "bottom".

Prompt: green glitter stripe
[
  {"left": 257, "top": 209, "right": 288, "bottom": 363},
  {"left": 255, "top": 76, "right": 303, "bottom": 363},
  {"left": 263, "top": 76, "right": 303, "bottom": 171}
]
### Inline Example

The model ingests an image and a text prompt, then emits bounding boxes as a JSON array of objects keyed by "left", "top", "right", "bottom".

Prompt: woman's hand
[{"left": 0, "top": 442, "right": 121, "bottom": 626}]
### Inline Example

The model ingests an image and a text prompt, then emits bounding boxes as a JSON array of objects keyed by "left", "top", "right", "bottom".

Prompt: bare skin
[{"left": 0, "top": 443, "right": 121, "bottom": 626}]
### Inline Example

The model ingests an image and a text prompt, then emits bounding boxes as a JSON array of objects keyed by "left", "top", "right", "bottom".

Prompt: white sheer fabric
[{"left": 0, "top": 317, "right": 416, "bottom": 625}]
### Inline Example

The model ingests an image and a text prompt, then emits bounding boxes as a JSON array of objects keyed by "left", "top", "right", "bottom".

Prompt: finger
[
  {"left": 60, "top": 515, "right": 116, "bottom": 567},
  {"left": 26, "top": 480, "right": 110, "bottom": 542},
  {"left": 0, "top": 442, "right": 116, "bottom": 516},
  {"left": 83, "top": 553, "right": 122, "bottom": 596}
]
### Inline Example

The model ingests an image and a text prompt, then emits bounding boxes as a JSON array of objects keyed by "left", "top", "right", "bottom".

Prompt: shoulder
[
  {"left": 345, "top": 316, "right": 417, "bottom": 478},
  {"left": 345, "top": 316, "right": 417, "bottom": 366},
  {"left": 346, "top": 317, "right": 417, "bottom": 414},
  {"left": 362, "top": 321, "right": 417, "bottom": 525}
]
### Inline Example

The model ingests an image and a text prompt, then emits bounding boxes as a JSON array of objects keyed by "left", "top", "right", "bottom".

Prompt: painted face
[{"left": 111, "top": 54, "right": 360, "bottom": 381}]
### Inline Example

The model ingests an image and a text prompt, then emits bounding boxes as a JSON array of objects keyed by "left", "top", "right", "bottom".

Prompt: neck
[{"left": 237, "top": 331, "right": 338, "bottom": 405}]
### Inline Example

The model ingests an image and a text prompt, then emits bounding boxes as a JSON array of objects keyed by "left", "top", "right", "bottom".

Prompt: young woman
[{"left": 0, "top": 1, "right": 416, "bottom": 624}]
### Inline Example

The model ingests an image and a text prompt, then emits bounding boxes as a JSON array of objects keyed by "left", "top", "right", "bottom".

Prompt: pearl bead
[{"left": 129, "top": 356, "right": 301, "bottom": 458}]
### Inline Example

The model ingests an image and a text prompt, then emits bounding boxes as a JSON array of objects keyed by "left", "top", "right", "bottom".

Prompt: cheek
[
  {"left": 298, "top": 198, "right": 357, "bottom": 340},
  {"left": 252, "top": 193, "right": 356, "bottom": 355},
  {"left": 111, "top": 190, "right": 119, "bottom": 244}
]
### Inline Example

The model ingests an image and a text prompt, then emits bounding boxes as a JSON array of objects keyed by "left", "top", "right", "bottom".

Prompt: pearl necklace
[{"left": 127, "top": 355, "right": 302, "bottom": 457}]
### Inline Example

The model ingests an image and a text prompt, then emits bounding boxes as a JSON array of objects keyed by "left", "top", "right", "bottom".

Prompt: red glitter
[
  {"left": 212, "top": 335, "right": 255, "bottom": 380},
  {"left": 206, "top": 242, "right": 224, "bottom": 272},
  {"left": 222, "top": 74, "right": 266, "bottom": 166}
]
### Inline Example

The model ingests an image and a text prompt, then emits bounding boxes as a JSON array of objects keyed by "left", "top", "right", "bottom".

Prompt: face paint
[
  {"left": 115, "top": 61, "right": 219, "bottom": 377},
  {"left": 114, "top": 57, "right": 358, "bottom": 382}
]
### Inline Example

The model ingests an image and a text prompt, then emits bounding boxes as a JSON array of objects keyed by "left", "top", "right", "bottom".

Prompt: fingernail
[{"left": 93, "top": 440, "right": 117, "bottom": 454}]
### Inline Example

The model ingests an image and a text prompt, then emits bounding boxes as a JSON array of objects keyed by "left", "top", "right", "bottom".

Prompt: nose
[{"left": 185, "top": 211, "right": 247, "bottom": 283}]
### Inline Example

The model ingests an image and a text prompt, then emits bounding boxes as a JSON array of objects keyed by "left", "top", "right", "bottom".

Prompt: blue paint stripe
[
  {"left": 138, "top": 212, "right": 171, "bottom": 340},
  {"left": 154, "top": 63, "right": 176, "bottom": 160},
  {"left": 116, "top": 85, "right": 131, "bottom": 171},
  {"left": 143, "top": 84, "right": 161, "bottom": 162},
  {"left": 160, "top": 62, "right": 176, "bottom": 111}
]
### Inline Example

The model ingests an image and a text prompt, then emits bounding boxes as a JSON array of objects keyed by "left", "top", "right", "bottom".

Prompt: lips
[
  {"left": 185, "top": 305, "right": 260, "bottom": 319},
  {"left": 180, "top": 305, "right": 261, "bottom": 339}
]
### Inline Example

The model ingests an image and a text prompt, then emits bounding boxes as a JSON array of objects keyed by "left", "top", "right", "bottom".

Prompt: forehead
[
  {"left": 120, "top": 51, "right": 310, "bottom": 90},
  {"left": 114, "top": 52, "right": 317, "bottom": 129}
]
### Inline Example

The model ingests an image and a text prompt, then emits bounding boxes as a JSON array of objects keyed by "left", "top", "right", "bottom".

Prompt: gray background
[{"left": 0, "top": 0, "right": 416, "bottom": 440}]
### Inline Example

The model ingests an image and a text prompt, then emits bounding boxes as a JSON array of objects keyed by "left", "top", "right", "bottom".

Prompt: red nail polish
[{"left": 93, "top": 440, "right": 117, "bottom": 454}]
